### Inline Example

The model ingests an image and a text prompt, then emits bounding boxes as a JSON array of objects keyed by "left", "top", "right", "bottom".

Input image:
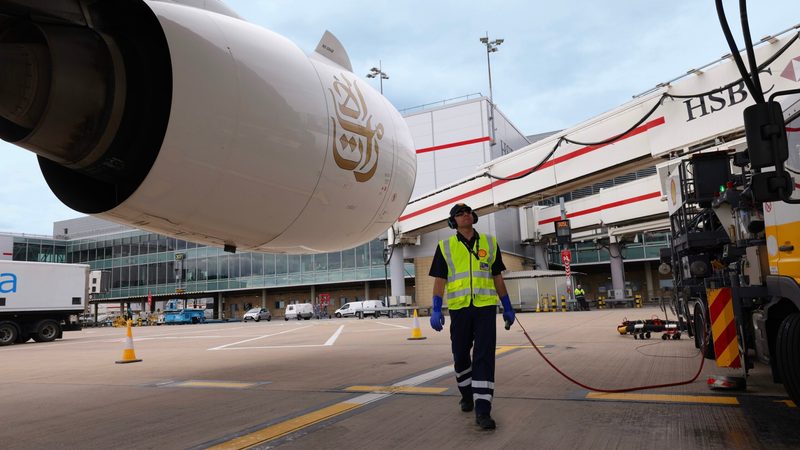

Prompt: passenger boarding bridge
[{"left": 395, "top": 26, "right": 800, "bottom": 247}]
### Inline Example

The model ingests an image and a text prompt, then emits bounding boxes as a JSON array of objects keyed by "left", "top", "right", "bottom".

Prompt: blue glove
[
  {"left": 430, "top": 295, "right": 444, "bottom": 331},
  {"left": 500, "top": 294, "right": 515, "bottom": 329}
]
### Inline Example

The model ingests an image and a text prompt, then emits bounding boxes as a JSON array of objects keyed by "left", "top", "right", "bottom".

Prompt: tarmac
[{"left": 1, "top": 306, "right": 798, "bottom": 449}]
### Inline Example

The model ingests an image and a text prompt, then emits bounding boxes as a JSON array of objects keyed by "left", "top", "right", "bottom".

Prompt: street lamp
[
  {"left": 366, "top": 60, "right": 389, "bottom": 94},
  {"left": 480, "top": 33, "right": 503, "bottom": 145}
]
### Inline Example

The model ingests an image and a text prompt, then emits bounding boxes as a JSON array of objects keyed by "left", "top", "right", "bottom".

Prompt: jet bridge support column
[
  {"left": 644, "top": 261, "right": 654, "bottom": 301},
  {"left": 533, "top": 244, "right": 548, "bottom": 270},
  {"left": 610, "top": 243, "right": 625, "bottom": 294},
  {"left": 390, "top": 245, "right": 406, "bottom": 297}
]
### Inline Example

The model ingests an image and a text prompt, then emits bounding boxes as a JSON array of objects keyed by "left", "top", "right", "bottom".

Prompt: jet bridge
[{"left": 396, "top": 25, "right": 800, "bottom": 239}]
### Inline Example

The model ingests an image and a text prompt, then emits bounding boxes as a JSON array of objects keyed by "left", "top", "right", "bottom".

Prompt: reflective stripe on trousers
[{"left": 450, "top": 304, "right": 496, "bottom": 415}]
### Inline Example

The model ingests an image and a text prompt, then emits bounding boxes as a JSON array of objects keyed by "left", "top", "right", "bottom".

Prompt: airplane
[{"left": 0, "top": 0, "right": 416, "bottom": 253}]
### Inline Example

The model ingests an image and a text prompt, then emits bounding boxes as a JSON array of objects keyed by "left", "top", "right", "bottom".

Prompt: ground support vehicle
[
  {"left": 0, "top": 261, "right": 89, "bottom": 345},
  {"left": 661, "top": 143, "right": 800, "bottom": 404},
  {"left": 163, "top": 309, "right": 206, "bottom": 324}
]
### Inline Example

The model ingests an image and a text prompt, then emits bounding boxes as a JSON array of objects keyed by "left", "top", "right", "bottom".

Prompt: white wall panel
[{"left": 431, "top": 101, "right": 486, "bottom": 146}]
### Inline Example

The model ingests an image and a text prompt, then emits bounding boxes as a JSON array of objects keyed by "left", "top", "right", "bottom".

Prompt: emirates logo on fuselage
[{"left": 329, "top": 74, "right": 383, "bottom": 182}]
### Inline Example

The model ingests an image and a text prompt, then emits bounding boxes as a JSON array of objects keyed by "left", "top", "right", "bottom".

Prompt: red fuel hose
[{"left": 515, "top": 319, "right": 707, "bottom": 393}]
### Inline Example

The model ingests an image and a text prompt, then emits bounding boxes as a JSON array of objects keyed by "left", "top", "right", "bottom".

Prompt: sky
[{"left": 1, "top": 0, "right": 797, "bottom": 235}]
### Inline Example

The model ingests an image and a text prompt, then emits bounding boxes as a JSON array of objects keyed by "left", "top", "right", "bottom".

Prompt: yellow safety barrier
[
  {"left": 561, "top": 295, "right": 567, "bottom": 312},
  {"left": 635, "top": 295, "right": 642, "bottom": 308},
  {"left": 550, "top": 296, "right": 557, "bottom": 312},
  {"left": 543, "top": 295, "right": 550, "bottom": 312}
]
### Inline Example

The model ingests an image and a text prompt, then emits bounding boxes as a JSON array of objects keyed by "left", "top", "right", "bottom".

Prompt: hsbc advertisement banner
[{"left": 651, "top": 33, "right": 800, "bottom": 158}]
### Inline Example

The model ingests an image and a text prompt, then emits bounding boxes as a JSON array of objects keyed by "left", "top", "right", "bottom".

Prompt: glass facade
[
  {"left": 547, "top": 231, "right": 670, "bottom": 266},
  {"left": 9, "top": 231, "right": 414, "bottom": 301}
]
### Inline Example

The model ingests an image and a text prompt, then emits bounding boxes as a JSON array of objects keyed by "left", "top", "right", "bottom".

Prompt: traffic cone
[
  {"left": 407, "top": 309, "right": 427, "bottom": 340},
  {"left": 116, "top": 319, "right": 142, "bottom": 364}
]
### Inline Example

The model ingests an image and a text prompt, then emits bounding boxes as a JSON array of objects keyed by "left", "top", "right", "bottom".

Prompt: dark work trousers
[
  {"left": 449, "top": 304, "right": 497, "bottom": 416},
  {"left": 577, "top": 295, "right": 589, "bottom": 311}
]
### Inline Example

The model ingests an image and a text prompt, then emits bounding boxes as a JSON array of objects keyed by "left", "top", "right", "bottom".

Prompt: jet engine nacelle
[{"left": 0, "top": 0, "right": 416, "bottom": 253}]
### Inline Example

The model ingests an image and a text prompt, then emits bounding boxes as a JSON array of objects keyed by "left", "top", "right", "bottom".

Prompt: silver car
[{"left": 243, "top": 307, "right": 271, "bottom": 322}]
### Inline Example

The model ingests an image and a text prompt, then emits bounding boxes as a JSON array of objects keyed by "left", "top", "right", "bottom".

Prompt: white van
[
  {"left": 362, "top": 300, "right": 385, "bottom": 318},
  {"left": 285, "top": 303, "right": 313, "bottom": 320},
  {"left": 334, "top": 301, "right": 363, "bottom": 318}
]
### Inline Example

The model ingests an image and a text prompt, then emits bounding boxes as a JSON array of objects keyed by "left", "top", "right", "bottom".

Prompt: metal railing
[{"left": 399, "top": 93, "right": 484, "bottom": 115}]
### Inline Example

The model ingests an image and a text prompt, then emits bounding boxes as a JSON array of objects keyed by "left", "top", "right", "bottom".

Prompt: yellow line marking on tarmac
[
  {"left": 586, "top": 392, "right": 739, "bottom": 405},
  {"left": 344, "top": 385, "right": 448, "bottom": 394},
  {"left": 774, "top": 399, "right": 797, "bottom": 408},
  {"left": 208, "top": 402, "right": 363, "bottom": 450},
  {"left": 496, "top": 345, "right": 542, "bottom": 355},
  {"left": 172, "top": 381, "right": 258, "bottom": 389},
  {"left": 209, "top": 346, "right": 523, "bottom": 448}
]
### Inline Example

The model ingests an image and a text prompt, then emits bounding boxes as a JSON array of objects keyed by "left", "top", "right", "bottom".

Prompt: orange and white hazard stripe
[{"left": 707, "top": 287, "right": 741, "bottom": 368}]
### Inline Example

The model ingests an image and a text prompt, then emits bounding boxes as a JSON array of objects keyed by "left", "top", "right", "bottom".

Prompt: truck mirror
[
  {"left": 744, "top": 101, "right": 789, "bottom": 170},
  {"left": 749, "top": 171, "right": 795, "bottom": 203}
]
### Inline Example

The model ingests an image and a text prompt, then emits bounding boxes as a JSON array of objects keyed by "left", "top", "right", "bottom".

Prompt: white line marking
[
  {"left": 394, "top": 366, "right": 453, "bottom": 386},
  {"left": 208, "top": 326, "right": 312, "bottom": 351},
  {"left": 324, "top": 325, "right": 345, "bottom": 346},
  {"left": 215, "top": 344, "right": 326, "bottom": 350},
  {"left": 373, "top": 321, "right": 409, "bottom": 329}
]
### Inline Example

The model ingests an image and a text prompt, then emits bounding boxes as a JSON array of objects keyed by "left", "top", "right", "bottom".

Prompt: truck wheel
[
  {"left": 693, "top": 304, "right": 715, "bottom": 359},
  {"left": 0, "top": 322, "right": 18, "bottom": 346},
  {"left": 776, "top": 313, "right": 800, "bottom": 405},
  {"left": 33, "top": 320, "right": 60, "bottom": 343},
  {"left": 335, "top": 313, "right": 341, "bottom": 318}
]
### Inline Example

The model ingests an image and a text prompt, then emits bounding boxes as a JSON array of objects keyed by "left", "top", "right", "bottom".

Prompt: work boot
[
  {"left": 475, "top": 414, "right": 496, "bottom": 429},
  {"left": 459, "top": 397, "right": 474, "bottom": 412}
]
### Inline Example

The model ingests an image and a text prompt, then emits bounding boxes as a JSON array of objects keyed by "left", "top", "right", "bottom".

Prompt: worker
[
  {"left": 428, "top": 202, "right": 515, "bottom": 430},
  {"left": 575, "top": 284, "right": 589, "bottom": 311}
]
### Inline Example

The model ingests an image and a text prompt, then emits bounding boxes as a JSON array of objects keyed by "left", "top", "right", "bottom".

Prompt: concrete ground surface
[{"left": 1, "top": 306, "right": 798, "bottom": 449}]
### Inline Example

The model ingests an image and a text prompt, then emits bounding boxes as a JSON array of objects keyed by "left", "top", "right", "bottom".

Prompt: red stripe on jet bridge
[
  {"left": 2, "top": 252, "right": 11, "bottom": 256},
  {"left": 416, "top": 136, "right": 491, "bottom": 154},
  {"left": 787, "top": 127, "right": 800, "bottom": 132},
  {"left": 535, "top": 116, "right": 666, "bottom": 171},
  {"left": 399, "top": 117, "right": 666, "bottom": 222},
  {"left": 537, "top": 192, "right": 662, "bottom": 225}
]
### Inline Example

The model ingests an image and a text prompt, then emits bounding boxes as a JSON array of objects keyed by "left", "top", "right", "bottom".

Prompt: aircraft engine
[{"left": 0, "top": 0, "right": 416, "bottom": 253}]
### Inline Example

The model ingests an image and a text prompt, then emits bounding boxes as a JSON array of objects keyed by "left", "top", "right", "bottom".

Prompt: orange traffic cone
[
  {"left": 116, "top": 319, "right": 142, "bottom": 364},
  {"left": 407, "top": 309, "right": 427, "bottom": 340}
]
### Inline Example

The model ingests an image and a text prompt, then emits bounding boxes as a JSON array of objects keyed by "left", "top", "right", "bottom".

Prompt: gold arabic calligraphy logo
[{"left": 329, "top": 74, "right": 383, "bottom": 182}]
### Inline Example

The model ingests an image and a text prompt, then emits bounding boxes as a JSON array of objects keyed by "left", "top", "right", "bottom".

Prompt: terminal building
[{"left": 1, "top": 95, "right": 675, "bottom": 319}]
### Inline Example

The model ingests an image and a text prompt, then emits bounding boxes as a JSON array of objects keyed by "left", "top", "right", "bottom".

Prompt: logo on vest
[
  {"left": 479, "top": 262, "right": 490, "bottom": 271},
  {"left": 477, "top": 249, "right": 487, "bottom": 258}
]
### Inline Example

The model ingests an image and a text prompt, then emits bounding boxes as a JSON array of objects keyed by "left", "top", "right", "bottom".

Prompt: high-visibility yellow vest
[
  {"left": 439, "top": 233, "right": 498, "bottom": 310},
  {"left": 574, "top": 288, "right": 585, "bottom": 296}
]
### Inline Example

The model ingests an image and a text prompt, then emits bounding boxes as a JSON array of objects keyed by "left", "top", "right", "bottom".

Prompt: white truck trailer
[{"left": 0, "top": 261, "right": 90, "bottom": 346}]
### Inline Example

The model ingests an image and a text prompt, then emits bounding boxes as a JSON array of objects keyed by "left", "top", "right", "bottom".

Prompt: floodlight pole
[
  {"left": 480, "top": 33, "right": 503, "bottom": 145},
  {"left": 367, "top": 60, "right": 389, "bottom": 94}
]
